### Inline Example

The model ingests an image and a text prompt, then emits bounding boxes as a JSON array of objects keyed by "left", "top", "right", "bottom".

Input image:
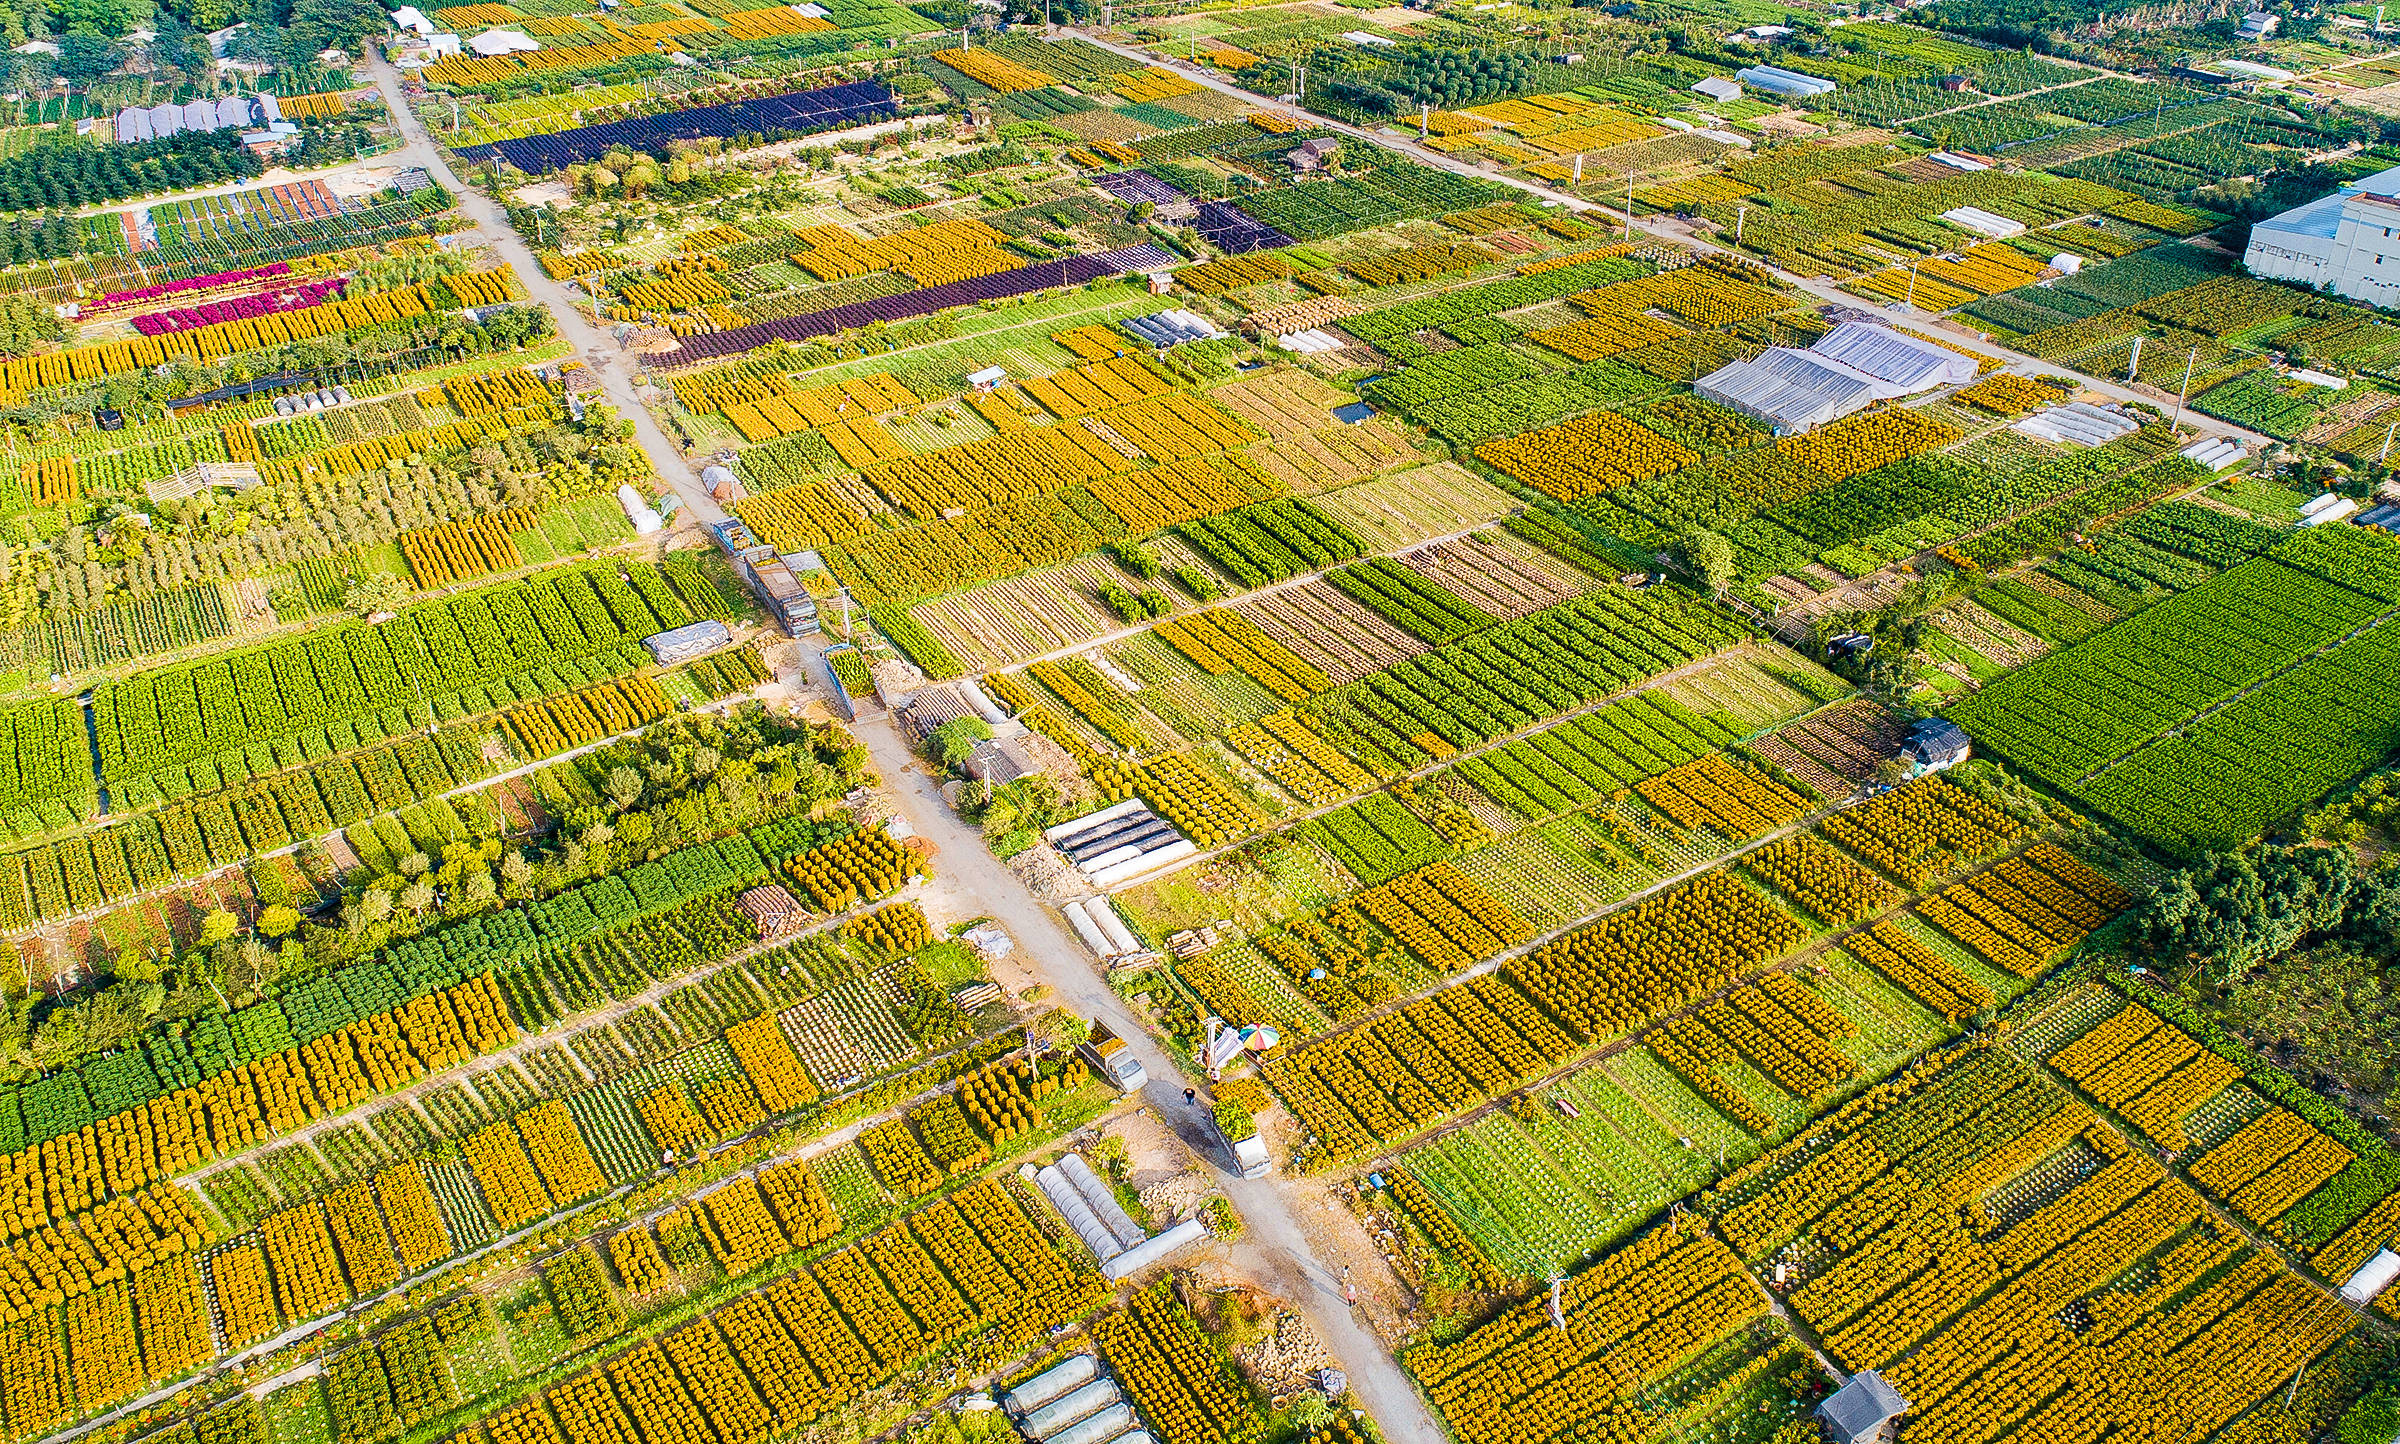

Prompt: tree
[
  {"left": 1678, "top": 524, "right": 1734, "bottom": 597},
  {"left": 928, "top": 716, "right": 991, "bottom": 769},
  {"left": 343, "top": 570, "right": 409, "bottom": 616},
  {"left": 285, "top": 0, "right": 387, "bottom": 53},
  {"left": 256, "top": 905, "right": 302, "bottom": 939},
  {"left": 2341, "top": 1386, "right": 2400, "bottom": 1444},
  {"left": 56, "top": 31, "right": 120, "bottom": 83},
  {"left": 198, "top": 909, "right": 240, "bottom": 946},
  {"left": 2134, "top": 847, "right": 2354, "bottom": 987},
  {"left": 400, "top": 878, "right": 435, "bottom": 917},
  {"left": 605, "top": 764, "right": 644, "bottom": 811}
]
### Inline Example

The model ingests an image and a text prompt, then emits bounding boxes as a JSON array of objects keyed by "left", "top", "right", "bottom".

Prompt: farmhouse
[
  {"left": 1901, "top": 718, "right": 1971, "bottom": 776},
  {"left": 1818, "top": 1371, "right": 1908, "bottom": 1444}
]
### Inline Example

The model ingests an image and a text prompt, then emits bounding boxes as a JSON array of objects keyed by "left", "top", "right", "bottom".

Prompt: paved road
[
  {"left": 365, "top": 49, "right": 728, "bottom": 527},
  {"left": 854, "top": 715, "right": 1445, "bottom": 1444}
]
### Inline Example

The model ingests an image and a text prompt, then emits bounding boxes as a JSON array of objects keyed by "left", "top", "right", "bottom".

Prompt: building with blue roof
[{"left": 2244, "top": 163, "right": 2400, "bottom": 307}]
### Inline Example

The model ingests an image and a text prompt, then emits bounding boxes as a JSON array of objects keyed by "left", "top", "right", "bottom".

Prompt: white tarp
[
  {"left": 2340, "top": 1248, "right": 2400, "bottom": 1305},
  {"left": 1942, "top": 205, "right": 2024, "bottom": 238},
  {"left": 468, "top": 26, "right": 539, "bottom": 53},
  {"left": 1735, "top": 63, "right": 1834, "bottom": 96},
  {"left": 1276, "top": 328, "right": 1345, "bottom": 353},
  {"left": 1695, "top": 322, "right": 1972, "bottom": 433},
  {"left": 1811, "top": 321, "right": 1980, "bottom": 391},
  {"left": 2015, "top": 402, "right": 2139, "bottom": 447},
  {"left": 1100, "top": 1218, "right": 1208, "bottom": 1280},
  {"left": 1006, "top": 1358, "right": 1099, "bottom": 1417},
  {"left": 1696, "top": 349, "right": 1875, "bottom": 432}
]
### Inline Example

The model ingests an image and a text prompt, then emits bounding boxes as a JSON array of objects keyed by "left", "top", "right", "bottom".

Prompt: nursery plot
[
  {"left": 778, "top": 971, "right": 917, "bottom": 1091},
  {"left": 1950, "top": 529, "right": 2400, "bottom": 852},
  {"left": 1308, "top": 464, "right": 1518, "bottom": 552},
  {"left": 910, "top": 552, "right": 1143, "bottom": 672},
  {"left": 564, "top": 1082, "right": 660, "bottom": 1183},
  {"left": 1654, "top": 652, "right": 1832, "bottom": 732},
  {"left": 1449, "top": 812, "right": 1651, "bottom": 931},
  {"left": 2032, "top": 994, "right": 2246, "bottom": 1152},
  {"left": 1176, "top": 941, "right": 1333, "bottom": 1040},
  {"left": 1400, "top": 533, "right": 1584, "bottom": 620},
  {"left": 1938, "top": 599, "right": 2050, "bottom": 672},
  {"left": 1754, "top": 698, "right": 1905, "bottom": 797},
  {"left": 1816, "top": 951, "right": 1954, "bottom": 1061},
  {"left": 1106, "top": 631, "right": 1282, "bottom": 739},
  {"left": 1405, "top": 1056, "right": 1724, "bottom": 1276},
  {"left": 1606, "top": 1046, "right": 1758, "bottom": 1171},
  {"left": 1703, "top": 1043, "right": 2357, "bottom": 1442},
  {"left": 424, "top": 1160, "right": 498, "bottom": 1251},
  {"left": 1212, "top": 369, "right": 1364, "bottom": 440},
  {"left": 1116, "top": 826, "right": 1354, "bottom": 938},
  {"left": 1239, "top": 579, "right": 1425, "bottom": 683},
  {"left": 1115, "top": 660, "right": 1265, "bottom": 747},
  {"left": 1244, "top": 420, "right": 1421, "bottom": 494}
]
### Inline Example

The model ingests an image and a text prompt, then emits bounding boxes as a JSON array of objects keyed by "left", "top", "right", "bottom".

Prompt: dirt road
[
  {"left": 855, "top": 716, "right": 1445, "bottom": 1443},
  {"left": 364, "top": 50, "right": 728, "bottom": 526}
]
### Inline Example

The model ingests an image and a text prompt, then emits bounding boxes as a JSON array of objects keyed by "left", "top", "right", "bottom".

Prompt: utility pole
[
  {"left": 2378, "top": 417, "right": 2396, "bottom": 465},
  {"left": 2173, "top": 344, "right": 2197, "bottom": 431},
  {"left": 2127, "top": 334, "right": 2143, "bottom": 382},
  {"left": 1904, "top": 261, "right": 1918, "bottom": 310},
  {"left": 1735, "top": 204, "right": 1745, "bottom": 246}
]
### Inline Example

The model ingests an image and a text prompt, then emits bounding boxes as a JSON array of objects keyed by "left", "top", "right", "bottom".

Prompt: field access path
[
  {"left": 365, "top": 48, "right": 729, "bottom": 529},
  {"left": 854, "top": 713, "right": 1449, "bottom": 1444}
]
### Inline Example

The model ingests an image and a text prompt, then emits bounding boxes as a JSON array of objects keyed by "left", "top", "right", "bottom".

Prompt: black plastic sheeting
[
  {"left": 456, "top": 80, "right": 895, "bottom": 173},
  {"left": 667, "top": 243, "right": 1177, "bottom": 363}
]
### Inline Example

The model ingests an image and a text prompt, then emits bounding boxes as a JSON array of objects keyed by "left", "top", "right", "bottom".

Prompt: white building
[{"left": 2243, "top": 163, "right": 2400, "bottom": 308}]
